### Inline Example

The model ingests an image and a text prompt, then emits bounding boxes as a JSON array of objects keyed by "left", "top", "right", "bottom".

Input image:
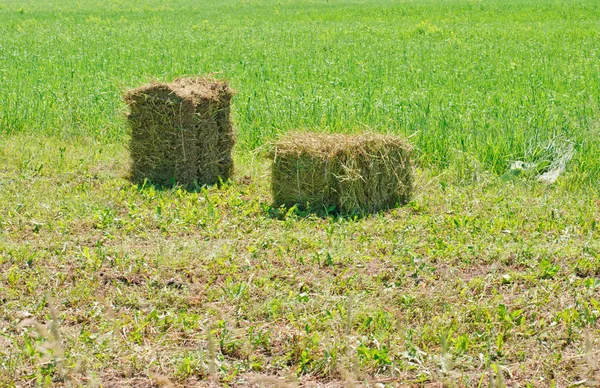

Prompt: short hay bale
[
  {"left": 124, "top": 77, "right": 235, "bottom": 188},
  {"left": 271, "top": 133, "right": 413, "bottom": 215}
]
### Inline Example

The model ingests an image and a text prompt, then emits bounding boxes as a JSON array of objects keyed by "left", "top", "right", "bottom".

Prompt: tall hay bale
[
  {"left": 124, "top": 77, "right": 235, "bottom": 188},
  {"left": 271, "top": 133, "right": 413, "bottom": 215}
]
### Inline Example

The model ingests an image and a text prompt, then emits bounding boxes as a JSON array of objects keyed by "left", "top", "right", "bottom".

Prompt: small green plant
[{"left": 538, "top": 258, "right": 560, "bottom": 279}]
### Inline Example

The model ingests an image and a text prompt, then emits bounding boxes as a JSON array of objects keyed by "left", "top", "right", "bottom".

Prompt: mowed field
[{"left": 1, "top": 0, "right": 600, "bottom": 386}]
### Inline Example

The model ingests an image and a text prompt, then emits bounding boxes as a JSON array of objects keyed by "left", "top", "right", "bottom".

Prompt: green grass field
[{"left": 1, "top": 0, "right": 600, "bottom": 386}]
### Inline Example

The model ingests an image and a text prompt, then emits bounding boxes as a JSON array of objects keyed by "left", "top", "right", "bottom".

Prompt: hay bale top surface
[
  {"left": 124, "top": 77, "right": 232, "bottom": 105},
  {"left": 272, "top": 132, "right": 412, "bottom": 158}
]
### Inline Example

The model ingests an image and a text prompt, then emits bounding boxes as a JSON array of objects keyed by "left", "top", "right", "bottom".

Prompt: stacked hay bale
[
  {"left": 124, "top": 77, "right": 234, "bottom": 188},
  {"left": 271, "top": 133, "right": 413, "bottom": 215}
]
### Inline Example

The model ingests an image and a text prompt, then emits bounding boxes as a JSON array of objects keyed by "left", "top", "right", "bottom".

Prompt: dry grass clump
[
  {"left": 124, "top": 77, "right": 235, "bottom": 188},
  {"left": 271, "top": 132, "right": 413, "bottom": 215}
]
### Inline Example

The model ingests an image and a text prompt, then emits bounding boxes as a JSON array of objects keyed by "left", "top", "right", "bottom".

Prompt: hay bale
[
  {"left": 124, "top": 77, "right": 235, "bottom": 188},
  {"left": 271, "top": 133, "right": 413, "bottom": 215}
]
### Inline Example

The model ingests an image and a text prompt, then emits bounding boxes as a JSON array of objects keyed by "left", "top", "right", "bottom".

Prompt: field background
[
  {"left": 1, "top": 0, "right": 600, "bottom": 386},
  {"left": 2, "top": 0, "right": 600, "bottom": 183}
]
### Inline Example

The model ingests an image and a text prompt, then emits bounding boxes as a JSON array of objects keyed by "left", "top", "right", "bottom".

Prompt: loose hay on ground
[
  {"left": 271, "top": 132, "right": 413, "bottom": 215},
  {"left": 124, "top": 77, "right": 235, "bottom": 188}
]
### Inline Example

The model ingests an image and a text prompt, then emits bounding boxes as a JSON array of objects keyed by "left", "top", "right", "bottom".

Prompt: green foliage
[
  {"left": 1, "top": 0, "right": 600, "bottom": 184},
  {"left": 538, "top": 258, "right": 561, "bottom": 279},
  {"left": 0, "top": 136, "right": 598, "bottom": 385},
  {"left": 2, "top": 0, "right": 600, "bottom": 385}
]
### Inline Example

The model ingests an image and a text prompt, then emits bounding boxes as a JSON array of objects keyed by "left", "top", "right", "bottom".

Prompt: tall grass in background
[{"left": 1, "top": 0, "right": 599, "bottom": 186}]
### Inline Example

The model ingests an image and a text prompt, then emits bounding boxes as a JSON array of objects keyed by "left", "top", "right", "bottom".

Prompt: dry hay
[
  {"left": 271, "top": 132, "right": 413, "bottom": 215},
  {"left": 124, "top": 77, "right": 235, "bottom": 188}
]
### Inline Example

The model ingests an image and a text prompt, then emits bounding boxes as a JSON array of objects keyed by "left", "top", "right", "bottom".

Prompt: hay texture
[
  {"left": 271, "top": 133, "right": 413, "bottom": 215},
  {"left": 124, "top": 77, "right": 234, "bottom": 188}
]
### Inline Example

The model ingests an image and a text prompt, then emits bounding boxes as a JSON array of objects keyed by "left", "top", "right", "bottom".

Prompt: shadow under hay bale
[
  {"left": 124, "top": 77, "right": 235, "bottom": 189},
  {"left": 271, "top": 133, "right": 413, "bottom": 216}
]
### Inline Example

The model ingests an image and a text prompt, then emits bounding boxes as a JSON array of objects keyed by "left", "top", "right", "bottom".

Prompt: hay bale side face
[
  {"left": 177, "top": 78, "right": 235, "bottom": 186},
  {"left": 271, "top": 134, "right": 341, "bottom": 212},
  {"left": 335, "top": 136, "right": 413, "bottom": 214},
  {"left": 272, "top": 150, "right": 336, "bottom": 212},
  {"left": 271, "top": 133, "right": 413, "bottom": 215},
  {"left": 193, "top": 98, "right": 221, "bottom": 185},
  {"left": 125, "top": 85, "right": 199, "bottom": 188},
  {"left": 214, "top": 83, "right": 235, "bottom": 180},
  {"left": 125, "top": 78, "right": 236, "bottom": 188}
]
